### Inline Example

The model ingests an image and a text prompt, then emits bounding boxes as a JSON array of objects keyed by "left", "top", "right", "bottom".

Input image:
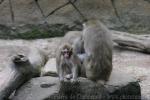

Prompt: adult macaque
[
  {"left": 82, "top": 19, "right": 113, "bottom": 84},
  {"left": 56, "top": 43, "right": 84, "bottom": 82}
]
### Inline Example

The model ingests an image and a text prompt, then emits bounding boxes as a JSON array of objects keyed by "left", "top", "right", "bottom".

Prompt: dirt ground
[{"left": 0, "top": 38, "right": 149, "bottom": 99}]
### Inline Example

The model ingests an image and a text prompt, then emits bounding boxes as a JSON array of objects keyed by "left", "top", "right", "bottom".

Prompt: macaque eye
[
  {"left": 62, "top": 50, "right": 70, "bottom": 55},
  {"left": 66, "top": 51, "right": 70, "bottom": 54}
]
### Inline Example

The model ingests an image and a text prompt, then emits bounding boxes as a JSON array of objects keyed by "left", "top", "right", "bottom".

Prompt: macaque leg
[
  {"left": 71, "top": 64, "right": 78, "bottom": 82},
  {"left": 97, "top": 80, "right": 106, "bottom": 85},
  {"left": 77, "top": 53, "right": 88, "bottom": 63},
  {"left": 65, "top": 74, "right": 73, "bottom": 80},
  {"left": 58, "top": 64, "right": 64, "bottom": 82}
]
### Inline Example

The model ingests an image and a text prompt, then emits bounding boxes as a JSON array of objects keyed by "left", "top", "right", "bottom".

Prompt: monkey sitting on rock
[
  {"left": 82, "top": 19, "right": 113, "bottom": 84},
  {"left": 56, "top": 19, "right": 113, "bottom": 84},
  {"left": 56, "top": 43, "right": 83, "bottom": 82}
]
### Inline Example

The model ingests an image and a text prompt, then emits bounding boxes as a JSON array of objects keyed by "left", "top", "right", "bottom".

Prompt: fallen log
[
  {"left": 112, "top": 31, "right": 150, "bottom": 53},
  {"left": 0, "top": 54, "right": 34, "bottom": 100},
  {"left": 28, "top": 47, "right": 48, "bottom": 77},
  {"left": 41, "top": 58, "right": 57, "bottom": 77}
]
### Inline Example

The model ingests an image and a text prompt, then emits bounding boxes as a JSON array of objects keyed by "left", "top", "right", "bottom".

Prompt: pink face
[{"left": 61, "top": 48, "right": 71, "bottom": 59}]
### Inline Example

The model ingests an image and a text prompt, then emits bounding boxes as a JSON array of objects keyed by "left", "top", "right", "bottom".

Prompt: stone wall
[{"left": 0, "top": 0, "right": 150, "bottom": 35}]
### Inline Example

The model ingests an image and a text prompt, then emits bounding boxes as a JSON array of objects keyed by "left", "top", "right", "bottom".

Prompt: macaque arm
[
  {"left": 77, "top": 53, "right": 88, "bottom": 63},
  {"left": 65, "top": 74, "right": 73, "bottom": 79},
  {"left": 58, "top": 62, "right": 64, "bottom": 81},
  {"left": 71, "top": 63, "right": 78, "bottom": 81}
]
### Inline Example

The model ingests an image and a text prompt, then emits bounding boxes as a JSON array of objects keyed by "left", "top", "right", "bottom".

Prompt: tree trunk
[
  {"left": 0, "top": 54, "right": 34, "bottom": 100},
  {"left": 112, "top": 31, "right": 150, "bottom": 53}
]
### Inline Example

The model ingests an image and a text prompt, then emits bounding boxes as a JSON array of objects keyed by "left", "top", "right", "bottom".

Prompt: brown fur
[
  {"left": 83, "top": 19, "right": 113, "bottom": 83},
  {"left": 62, "top": 31, "right": 84, "bottom": 54},
  {"left": 56, "top": 43, "right": 84, "bottom": 82}
]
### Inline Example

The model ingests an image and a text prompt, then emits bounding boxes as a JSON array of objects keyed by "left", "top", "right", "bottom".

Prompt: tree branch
[
  {"left": 0, "top": 0, "right": 4, "bottom": 5},
  {"left": 68, "top": 0, "right": 87, "bottom": 22},
  {"left": 8, "top": 0, "right": 14, "bottom": 23},
  {"left": 110, "top": 0, "right": 127, "bottom": 29},
  {"left": 144, "top": 0, "right": 150, "bottom": 3},
  {"left": 34, "top": 0, "right": 45, "bottom": 18},
  {"left": 45, "top": 0, "right": 86, "bottom": 22},
  {"left": 112, "top": 31, "right": 150, "bottom": 53},
  {"left": 46, "top": 1, "right": 70, "bottom": 18}
]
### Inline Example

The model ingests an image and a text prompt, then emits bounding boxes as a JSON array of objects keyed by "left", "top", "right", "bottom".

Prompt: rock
[
  {"left": 11, "top": 77, "right": 109, "bottom": 100},
  {"left": 11, "top": 77, "right": 59, "bottom": 100},
  {"left": 106, "top": 69, "right": 141, "bottom": 100},
  {"left": 41, "top": 58, "right": 57, "bottom": 77},
  {"left": 11, "top": 69, "right": 141, "bottom": 100}
]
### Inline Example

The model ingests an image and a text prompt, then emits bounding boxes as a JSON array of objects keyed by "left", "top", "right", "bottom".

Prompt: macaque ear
[
  {"left": 61, "top": 50, "right": 64, "bottom": 55},
  {"left": 70, "top": 47, "right": 73, "bottom": 52},
  {"left": 69, "top": 47, "right": 73, "bottom": 54}
]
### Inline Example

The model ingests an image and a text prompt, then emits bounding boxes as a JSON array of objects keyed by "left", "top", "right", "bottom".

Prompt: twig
[
  {"left": 35, "top": 0, "right": 86, "bottom": 25},
  {"left": 144, "top": 0, "right": 150, "bottom": 3},
  {"left": 46, "top": 0, "right": 78, "bottom": 18},
  {"left": 8, "top": 0, "right": 14, "bottom": 23},
  {"left": 0, "top": 0, "right": 4, "bottom": 5},
  {"left": 68, "top": 0, "right": 87, "bottom": 22},
  {"left": 35, "top": 0, "right": 45, "bottom": 18},
  {"left": 110, "top": 0, "right": 127, "bottom": 29},
  {"left": 34, "top": 0, "right": 49, "bottom": 26},
  {"left": 46, "top": 2, "right": 70, "bottom": 18}
]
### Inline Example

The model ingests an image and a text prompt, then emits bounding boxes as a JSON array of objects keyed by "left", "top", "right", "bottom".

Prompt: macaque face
[{"left": 61, "top": 48, "right": 72, "bottom": 59}]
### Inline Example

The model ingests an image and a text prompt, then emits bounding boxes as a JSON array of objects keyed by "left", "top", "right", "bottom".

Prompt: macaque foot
[
  {"left": 65, "top": 74, "right": 72, "bottom": 80},
  {"left": 70, "top": 78, "right": 77, "bottom": 83},
  {"left": 97, "top": 80, "right": 106, "bottom": 85},
  {"left": 59, "top": 77, "right": 64, "bottom": 82}
]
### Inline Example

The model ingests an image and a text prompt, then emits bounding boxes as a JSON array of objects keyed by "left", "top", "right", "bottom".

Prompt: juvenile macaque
[
  {"left": 82, "top": 19, "right": 113, "bottom": 84},
  {"left": 56, "top": 43, "right": 83, "bottom": 82},
  {"left": 63, "top": 31, "right": 85, "bottom": 54},
  {"left": 63, "top": 31, "right": 86, "bottom": 64}
]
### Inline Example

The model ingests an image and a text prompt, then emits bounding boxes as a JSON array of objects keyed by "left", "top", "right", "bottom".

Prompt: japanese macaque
[
  {"left": 82, "top": 19, "right": 113, "bottom": 84},
  {"left": 56, "top": 43, "right": 84, "bottom": 82},
  {"left": 63, "top": 31, "right": 85, "bottom": 54},
  {"left": 63, "top": 31, "right": 86, "bottom": 64}
]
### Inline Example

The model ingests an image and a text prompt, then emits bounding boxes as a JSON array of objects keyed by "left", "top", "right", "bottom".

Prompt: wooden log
[
  {"left": 41, "top": 58, "right": 58, "bottom": 77},
  {"left": 112, "top": 31, "right": 150, "bottom": 53},
  {"left": 0, "top": 54, "right": 34, "bottom": 100},
  {"left": 28, "top": 47, "right": 48, "bottom": 77}
]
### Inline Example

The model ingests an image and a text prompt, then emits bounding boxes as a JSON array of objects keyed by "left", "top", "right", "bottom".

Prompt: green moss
[
  {"left": 16, "top": 29, "right": 50, "bottom": 39},
  {"left": 14, "top": 24, "right": 70, "bottom": 39},
  {"left": 0, "top": 24, "right": 82, "bottom": 39}
]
